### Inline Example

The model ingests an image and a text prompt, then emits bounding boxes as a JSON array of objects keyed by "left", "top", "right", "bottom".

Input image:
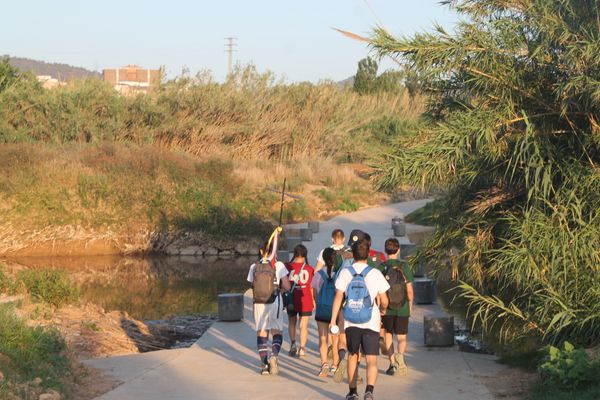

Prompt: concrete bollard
[
  {"left": 413, "top": 277, "right": 435, "bottom": 304},
  {"left": 286, "top": 237, "right": 302, "bottom": 251},
  {"left": 277, "top": 250, "right": 290, "bottom": 263},
  {"left": 308, "top": 221, "right": 320, "bottom": 234},
  {"left": 400, "top": 244, "right": 418, "bottom": 258},
  {"left": 300, "top": 228, "right": 313, "bottom": 241},
  {"left": 218, "top": 293, "right": 244, "bottom": 322},
  {"left": 393, "top": 223, "right": 406, "bottom": 237},
  {"left": 413, "top": 262, "right": 426, "bottom": 278},
  {"left": 284, "top": 228, "right": 301, "bottom": 238},
  {"left": 424, "top": 316, "right": 455, "bottom": 346}
]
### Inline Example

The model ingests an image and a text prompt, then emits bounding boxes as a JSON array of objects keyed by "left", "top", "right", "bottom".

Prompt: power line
[{"left": 224, "top": 37, "right": 237, "bottom": 76}]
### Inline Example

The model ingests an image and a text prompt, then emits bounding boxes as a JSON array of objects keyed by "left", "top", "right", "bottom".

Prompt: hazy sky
[{"left": 2, "top": 1, "right": 458, "bottom": 82}]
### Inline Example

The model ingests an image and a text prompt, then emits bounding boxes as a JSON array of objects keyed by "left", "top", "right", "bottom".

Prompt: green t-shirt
[{"left": 377, "top": 259, "right": 413, "bottom": 317}]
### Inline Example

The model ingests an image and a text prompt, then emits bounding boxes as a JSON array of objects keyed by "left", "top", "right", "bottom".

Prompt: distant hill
[
  {"left": 4, "top": 55, "right": 101, "bottom": 81},
  {"left": 337, "top": 75, "right": 355, "bottom": 88}
]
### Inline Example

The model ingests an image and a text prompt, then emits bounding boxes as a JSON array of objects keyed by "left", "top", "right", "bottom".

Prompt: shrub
[
  {"left": 0, "top": 304, "right": 68, "bottom": 395},
  {"left": 17, "top": 269, "right": 79, "bottom": 308},
  {"left": 538, "top": 342, "right": 600, "bottom": 389}
]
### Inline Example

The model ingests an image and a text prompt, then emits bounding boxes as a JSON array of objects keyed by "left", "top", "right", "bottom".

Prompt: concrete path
[{"left": 85, "top": 200, "right": 507, "bottom": 400}]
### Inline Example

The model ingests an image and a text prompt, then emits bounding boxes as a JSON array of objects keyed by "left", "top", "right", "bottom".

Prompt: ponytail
[{"left": 322, "top": 248, "right": 336, "bottom": 279}]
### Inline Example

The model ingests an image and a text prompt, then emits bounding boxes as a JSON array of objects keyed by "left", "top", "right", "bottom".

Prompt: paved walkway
[{"left": 86, "top": 200, "right": 507, "bottom": 399}]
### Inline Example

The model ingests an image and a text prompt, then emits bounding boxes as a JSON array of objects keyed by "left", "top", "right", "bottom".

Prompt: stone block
[
  {"left": 286, "top": 237, "right": 302, "bottom": 251},
  {"left": 218, "top": 293, "right": 244, "bottom": 322},
  {"left": 284, "top": 228, "right": 301, "bottom": 237},
  {"left": 179, "top": 246, "right": 201, "bottom": 256},
  {"left": 424, "top": 315, "right": 455, "bottom": 346},
  {"left": 277, "top": 250, "right": 290, "bottom": 263},
  {"left": 391, "top": 216, "right": 403, "bottom": 229},
  {"left": 308, "top": 221, "right": 320, "bottom": 233},
  {"left": 300, "top": 228, "right": 313, "bottom": 241},
  {"left": 414, "top": 277, "right": 435, "bottom": 304},
  {"left": 393, "top": 223, "right": 406, "bottom": 237},
  {"left": 400, "top": 244, "right": 418, "bottom": 257}
]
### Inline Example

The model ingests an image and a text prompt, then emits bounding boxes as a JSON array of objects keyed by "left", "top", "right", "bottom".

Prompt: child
[
  {"left": 286, "top": 244, "right": 314, "bottom": 358},
  {"left": 247, "top": 233, "right": 291, "bottom": 375},
  {"left": 378, "top": 238, "right": 413, "bottom": 376},
  {"left": 312, "top": 247, "right": 340, "bottom": 377}
]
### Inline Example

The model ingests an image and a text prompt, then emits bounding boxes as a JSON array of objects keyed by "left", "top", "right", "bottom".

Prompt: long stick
[{"left": 278, "top": 178, "right": 287, "bottom": 227}]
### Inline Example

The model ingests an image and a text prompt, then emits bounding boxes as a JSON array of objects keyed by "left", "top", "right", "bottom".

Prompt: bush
[
  {"left": 538, "top": 342, "right": 600, "bottom": 389},
  {"left": 0, "top": 304, "right": 68, "bottom": 395},
  {"left": 17, "top": 269, "right": 79, "bottom": 308}
]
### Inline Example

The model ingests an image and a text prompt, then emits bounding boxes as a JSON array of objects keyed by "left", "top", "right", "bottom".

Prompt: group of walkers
[{"left": 247, "top": 228, "right": 414, "bottom": 400}]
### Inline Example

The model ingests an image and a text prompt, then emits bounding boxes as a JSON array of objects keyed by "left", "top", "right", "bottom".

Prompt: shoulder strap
[
  {"left": 360, "top": 265, "right": 373, "bottom": 277},
  {"left": 347, "top": 266, "right": 357, "bottom": 276},
  {"left": 289, "top": 262, "right": 306, "bottom": 293}
]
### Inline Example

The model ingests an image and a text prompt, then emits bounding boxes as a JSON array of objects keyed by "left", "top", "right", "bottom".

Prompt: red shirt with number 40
[{"left": 287, "top": 262, "right": 315, "bottom": 313}]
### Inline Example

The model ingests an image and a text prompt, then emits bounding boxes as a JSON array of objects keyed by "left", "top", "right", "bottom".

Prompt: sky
[{"left": 1, "top": 1, "right": 459, "bottom": 83}]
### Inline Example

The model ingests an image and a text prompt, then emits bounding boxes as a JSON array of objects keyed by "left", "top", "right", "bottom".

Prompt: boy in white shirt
[{"left": 330, "top": 239, "right": 389, "bottom": 400}]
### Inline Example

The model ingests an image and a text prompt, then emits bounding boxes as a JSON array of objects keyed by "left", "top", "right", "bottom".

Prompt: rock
[
  {"left": 33, "top": 377, "right": 42, "bottom": 385},
  {"left": 164, "top": 244, "right": 180, "bottom": 255},
  {"left": 218, "top": 250, "right": 233, "bottom": 257},
  {"left": 0, "top": 370, "right": 4, "bottom": 381},
  {"left": 179, "top": 246, "right": 201, "bottom": 256},
  {"left": 204, "top": 247, "right": 218, "bottom": 256},
  {"left": 235, "top": 242, "right": 256, "bottom": 255},
  {"left": 39, "top": 389, "right": 61, "bottom": 400}
]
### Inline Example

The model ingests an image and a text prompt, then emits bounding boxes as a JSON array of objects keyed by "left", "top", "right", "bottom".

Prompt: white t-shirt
[
  {"left": 247, "top": 260, "right": 289, "bottom": 284},
  {"left": 335, "top": 261, "right": 390, "bottom": 332},
  {"left": 316, "top": 244, "right": 347, "bottom": 265}
]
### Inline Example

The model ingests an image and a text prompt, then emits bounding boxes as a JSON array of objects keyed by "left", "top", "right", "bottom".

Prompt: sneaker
[
  {"left": 269, "top": 355, "right": 279, "bottom": 375},
  {"left": 345, "top": 392, "right": 359, "bottom": 400},
  {"left": 333, "top": 358, "right": 347, "bottom": 383},
  {"left": 385, "top": 364, "right": 398, "bottom": 376},
  {"left": 289, "top": 343, "right": 297, "bottom": 357},
  {"left": 318, "top": 363, "right": 329, "bottom": 377},
  {"left": 364, "top": 391, "right": 374, "bottom": 400},
  {"left": 297, "top": 348, "right": 306, "bottom": 358},
  {"left": 260, "top": 364, "right": 270, "bottom": 375},
  {"left": 330, "top": 365, "right": 338, "bottom": 374},
  {"left": 394, "top": 353, "right": 408, "bottom": 376}
]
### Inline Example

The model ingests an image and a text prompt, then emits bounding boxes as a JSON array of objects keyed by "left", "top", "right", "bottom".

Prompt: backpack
[
  {"left": 315, "top": 269, "right": 336, "bottom": 321},
  {"left": 334, "top": 247, "right": 353, "bottom": 272},
  {"left": 253, "top": 260, "right": 278, "bottom": 304},
  {"left": 383, "top": 262, "right": 407, "bottom": 309},
  {"left": 343, "top": 266, "right": 374, "bottom": 324}
]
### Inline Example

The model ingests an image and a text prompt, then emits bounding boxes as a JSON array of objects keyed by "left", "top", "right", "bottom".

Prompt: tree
[
  {"left": 353, "top": 57, "right": 379, "bottom": 94},
  {"left": 370, "top": 0, "right": 600, "bottom": 347}
]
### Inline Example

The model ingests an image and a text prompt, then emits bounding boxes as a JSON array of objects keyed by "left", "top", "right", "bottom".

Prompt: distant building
[
  {"left": 102, "top": 65, "right": 160, "bottom": 95},
  {"left": 36, "top": 75, "right": 65, "bottom": 89}
]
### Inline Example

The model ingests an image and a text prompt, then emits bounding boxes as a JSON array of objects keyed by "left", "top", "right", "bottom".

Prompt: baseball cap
[{"left": 347, "top": 229, "right": 367, "bottom": 246}]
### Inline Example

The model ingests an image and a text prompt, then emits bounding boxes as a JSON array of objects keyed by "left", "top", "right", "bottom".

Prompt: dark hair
[
  {"left": 331, "top": 229, "right": 345, "bottom": 240},
  {"left": 293, "top": 244, "right": 308, "bottom": 260},
  {"left": 259, "top": 240, "right": 273, "bottom": 258},
  {"left": 322, "top": 247, "right": 336, "bottom": 278},
  {"left": 364, "top": 233, "right": 372, "bottom": 246},
  {"left": 352, "top": 239, "right": 370, "bottom": 261},
  {"left": 385, "top": 238, "right": 400, "bottom": 255}
]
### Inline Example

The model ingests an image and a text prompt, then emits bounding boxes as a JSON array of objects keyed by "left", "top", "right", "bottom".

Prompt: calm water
[{"left": 4, "top": 255, "right": 257, "bottom": 320}]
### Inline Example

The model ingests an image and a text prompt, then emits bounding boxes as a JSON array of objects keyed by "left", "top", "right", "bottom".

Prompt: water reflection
[{"left": 4, "top": 255, "right": 256, "bottom": 320}]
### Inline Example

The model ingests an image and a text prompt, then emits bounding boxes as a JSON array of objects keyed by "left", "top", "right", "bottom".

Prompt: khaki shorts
[{"left": 253, "top": 299, "right": 284, "bottom": 331}]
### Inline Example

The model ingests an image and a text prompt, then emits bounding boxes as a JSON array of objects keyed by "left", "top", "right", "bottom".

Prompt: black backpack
[{"left": 383, "top": 262, "right": 407, "bottom": 309}]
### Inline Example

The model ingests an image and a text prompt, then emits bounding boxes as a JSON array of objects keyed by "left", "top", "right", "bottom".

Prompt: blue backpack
[
  {"left": 315, "top": 269, "right": 336, "bottom": 321},
  {"left": 343, "top": 266, "right": 374, "bottom": 324}
]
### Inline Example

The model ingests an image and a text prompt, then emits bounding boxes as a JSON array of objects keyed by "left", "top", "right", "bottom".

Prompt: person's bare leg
[
  {"left": 347, "top": 353, "right": 359, "bottom": 389},
  {"left": 365, "top": 354, "right": 379, "bottom": 386},
  {"left": 385, "top": 331, "right": 395, "bottom": 365},
  {"left": 299, "top": 315, "right": 309, "bottom": 350},
  {"left": 331, "top": 332, "right": 340, "bottom": 367},
  {"left": 317, "top": 322, "right": 329, "bottom": 365},
  {"left": 397, "top": 333, "right": 407, "bottom": 354},
  {"left": 288, "top": 315, "right": 297, "bottom": 343}
]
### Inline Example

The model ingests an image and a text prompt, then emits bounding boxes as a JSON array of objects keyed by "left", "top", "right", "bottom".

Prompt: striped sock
[
  {"left": 272, "top": 334, "right": 283, "bottom": 356},
  {"left": 257, "top": 336, "right": 269, "bottom": 365}
]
